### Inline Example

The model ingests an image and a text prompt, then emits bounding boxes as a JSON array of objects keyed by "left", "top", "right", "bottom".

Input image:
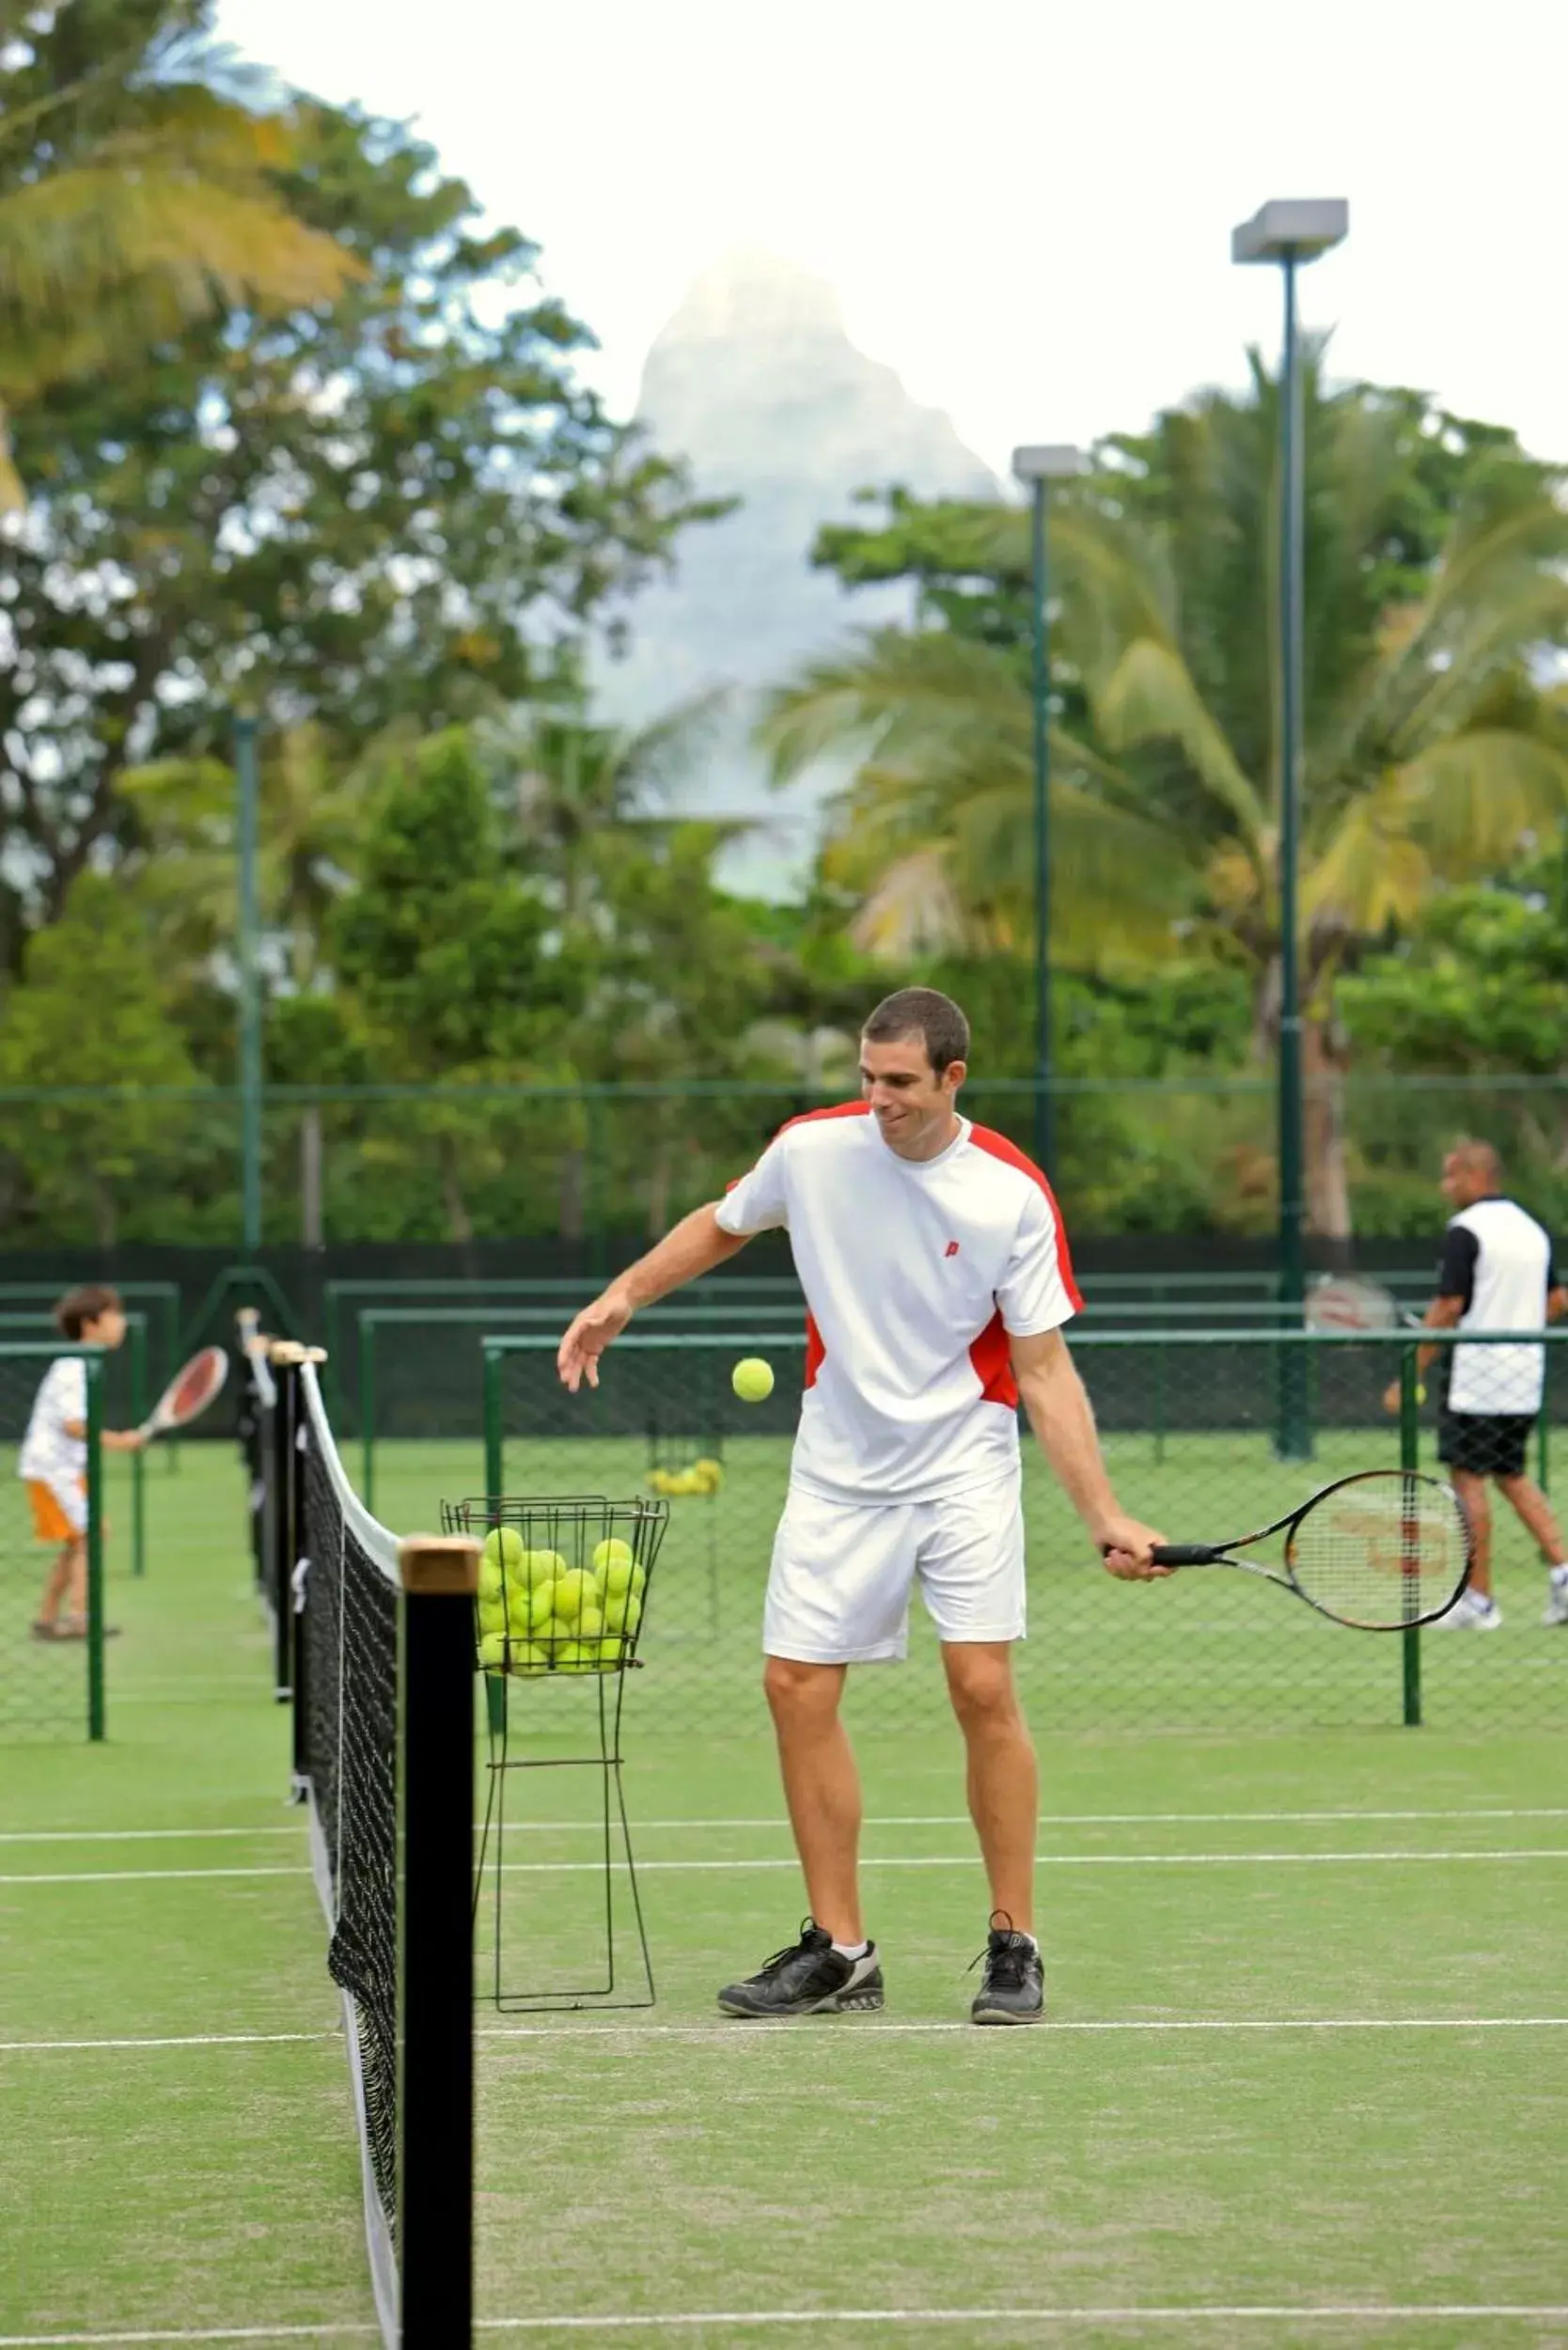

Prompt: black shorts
[{"left": 1437, "top": 1410, "right": 1536, "bottom": 1480}]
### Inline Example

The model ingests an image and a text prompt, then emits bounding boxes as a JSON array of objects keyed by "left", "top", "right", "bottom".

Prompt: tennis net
[{"left": 286, "top": 1353, "right": 477, "bottom": 2347}]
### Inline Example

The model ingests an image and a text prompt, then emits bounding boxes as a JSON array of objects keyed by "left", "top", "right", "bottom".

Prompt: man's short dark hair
[
  {"left": 861, "top": 988, "right": 970, "bottom": 1075},
  {"left": 1448, "top": 1137, "right": 1503, "bottom": 1190},
  {"left": 55, "top": 1284, "right": 121, "bottom": 1340}
]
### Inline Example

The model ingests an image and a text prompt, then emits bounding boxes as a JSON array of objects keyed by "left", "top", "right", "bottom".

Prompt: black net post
[
  {"left": 396, "top": 1535, "right": 478, "bottom": 2345},
  {"left": 269, "top": 1344, "right": 302, "bottom": 1704},
  {"left": 1398, "top": 1340, "right": 1423, "bottom": 1729}
]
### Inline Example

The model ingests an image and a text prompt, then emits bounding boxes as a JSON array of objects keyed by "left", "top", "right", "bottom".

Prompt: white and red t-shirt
[{"left": 714, "top": 1104, "right": 1081, "bottom": 1503}]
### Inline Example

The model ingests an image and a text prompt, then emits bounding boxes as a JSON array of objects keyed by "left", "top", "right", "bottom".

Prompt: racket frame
[
  {"left": 138, "top": 1344, "right": 229, "bottom": 1440},
  {"left": 1145, "top": 1468, "right": 1472, "bottom": 1631}
]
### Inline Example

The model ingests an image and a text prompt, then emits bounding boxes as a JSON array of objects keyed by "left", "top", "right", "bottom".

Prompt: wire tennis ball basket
[{"left": 440, "top": 1493, "right": 667, "bottom": 2013}]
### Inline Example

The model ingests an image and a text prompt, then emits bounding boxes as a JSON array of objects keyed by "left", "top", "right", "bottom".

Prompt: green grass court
[{"left": 3, "top": 1438, "right": 1568, "bottom": 2346}]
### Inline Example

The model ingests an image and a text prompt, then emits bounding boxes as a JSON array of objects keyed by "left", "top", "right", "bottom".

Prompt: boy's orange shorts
[{"left": 27, "top": 1480, "right": 86, "bottom": 1543}]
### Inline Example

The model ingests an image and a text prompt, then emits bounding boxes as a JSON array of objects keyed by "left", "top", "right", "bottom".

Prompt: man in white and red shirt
[{"left": 558, "top": 988, "right": 1166, "bottom": 2025}]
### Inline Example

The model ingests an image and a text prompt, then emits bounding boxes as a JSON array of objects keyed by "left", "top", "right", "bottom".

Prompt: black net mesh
[
  {"left": 299, "top": 1400, "right": 400, "bottom": 2253},
  {"left": 490, "top": 1327, "right": 1568, "bottom": 1738}
]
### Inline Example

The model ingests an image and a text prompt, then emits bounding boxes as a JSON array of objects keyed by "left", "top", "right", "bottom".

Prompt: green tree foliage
[
  {"left": 0, "top": 873, "right": 198, "bottom": 1242},
  {"left": 1340, "top": 872, "right": 1568, "bottom": 1074},
  {"left": 0, "top": 0, "right": 358, "bottom": 505},
  {"left": 329, "top": 729, "right": 588, "bottom": 1238},
  {"left": 0, "top": 90, "right": 721, "bottom": 928}
]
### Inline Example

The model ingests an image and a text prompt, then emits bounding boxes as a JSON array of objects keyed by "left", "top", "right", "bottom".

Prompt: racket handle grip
[{"left": 1149, "top": 1544, "right": 1222, "bottom": 1567}]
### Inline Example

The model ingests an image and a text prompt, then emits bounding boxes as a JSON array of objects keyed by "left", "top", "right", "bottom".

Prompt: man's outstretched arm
[
  {"left": 1011, "top": 1327, "right": 1169, "bottom": 1579},
  {"left": 557, "top": 1204, "right": 752, "bottom": 1391}
]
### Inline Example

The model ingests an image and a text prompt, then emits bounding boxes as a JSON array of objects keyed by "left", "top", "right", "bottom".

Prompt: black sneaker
[
  {"left": 717, "top": 1919, "right": 885, "bottom": 2018},
  {"left": 969, "top": 1911, "right": 1044, "bottom": 2025}
]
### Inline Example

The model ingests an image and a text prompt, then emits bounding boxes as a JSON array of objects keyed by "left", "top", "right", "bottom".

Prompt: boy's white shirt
[{"left": 19, "top": 1355, "right": 88, "bottom": 1487}]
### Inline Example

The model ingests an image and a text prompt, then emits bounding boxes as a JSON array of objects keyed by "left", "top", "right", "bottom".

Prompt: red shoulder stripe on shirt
[
  {"left": 777, "top": 1102, "right": 871, "bottom": 1136},
  {"left": 966, "top": 1123, "right": 1085, "bottom": 1312}
]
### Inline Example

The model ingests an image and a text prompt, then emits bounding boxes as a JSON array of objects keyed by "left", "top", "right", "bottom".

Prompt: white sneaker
[
  {"left": 1544, "top": 1568, "right": 1568, "bottom": 1628},
  {"left": 1436, "top": 1588, "right": 1503, "bottom": 1629}
]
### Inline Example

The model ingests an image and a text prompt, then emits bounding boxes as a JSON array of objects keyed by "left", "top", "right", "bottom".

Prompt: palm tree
[
  {"left": 0, "top": 5, "right": 358, "bottom": 507},
  {"left": 760, "top": 363, "right": 1568, "bottom": 1235}
]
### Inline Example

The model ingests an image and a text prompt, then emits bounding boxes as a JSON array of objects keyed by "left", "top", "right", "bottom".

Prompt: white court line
[
  {"left": 6, "top": 1807, "right": 1566, "bottom": 1845},
  {"left": 8, "top": 1849, "right": 1568, "bottom": 1887},
  {"left": 478, "top": 2014, "right": 1568, "bottom": 2043},
  {"left": 0, "top": 1826, "right": 307, "bottom": 1846},
  {"left": 0, "top": 1867, "right": 306, "bottom": 1887},
  {"left": 0, "top": 2030, "right": 337, "bottom": 2054},
  {"left": 8, "top": 2015, "right": 1568, "bottom": 2055},
  {"left": 6, "top": 2311, "right": 1568, "bottom": 2344}
]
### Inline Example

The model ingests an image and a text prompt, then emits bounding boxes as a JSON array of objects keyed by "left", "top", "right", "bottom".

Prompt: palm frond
[{"left": 1094, "top": 639, "right": 1268, "bottom": 844}]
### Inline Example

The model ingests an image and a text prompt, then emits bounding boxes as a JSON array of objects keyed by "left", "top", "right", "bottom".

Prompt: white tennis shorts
[{"left": 762, "top": 1470, "right": 1027, "bottom": 1664}]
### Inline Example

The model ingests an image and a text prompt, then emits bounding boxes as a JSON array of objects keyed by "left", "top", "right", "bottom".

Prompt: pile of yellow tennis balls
[
  {"left": 649, "top": 1456, "right": 723, "bottom": 1498},
  {"left": 474, "top": 1528, "right": 646, "bottom": 1677}
]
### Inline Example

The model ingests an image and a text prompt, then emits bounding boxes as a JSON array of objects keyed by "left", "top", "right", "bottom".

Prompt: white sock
[
  {"left": 1549, "top": 1563, "right": 1568, "bottom": 1584},
  {"left": 831, "top": 1938, "right": 870, "bottom": 1961}
]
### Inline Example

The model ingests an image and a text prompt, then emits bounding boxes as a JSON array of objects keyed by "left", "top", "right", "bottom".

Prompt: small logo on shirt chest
[{"left": 944, "top": 1241, "right": 961, "bottom": 1259}]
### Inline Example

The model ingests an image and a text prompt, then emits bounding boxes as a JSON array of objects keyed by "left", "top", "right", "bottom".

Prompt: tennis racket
[
  {"left": 1136, "top": 1469, "right": 1472, "bottom": 1630},
  {"left": 1305, "top": 1275, "right": 1420, "bottom": 1332},
  {"left": 136, "top": 1345, "right": 228, "bottom": 1442}
]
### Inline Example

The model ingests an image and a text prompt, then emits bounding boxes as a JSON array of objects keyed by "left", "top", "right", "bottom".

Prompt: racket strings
[{"left": 1286, "top": 1476, "right": 1470, "bottom": 1628}]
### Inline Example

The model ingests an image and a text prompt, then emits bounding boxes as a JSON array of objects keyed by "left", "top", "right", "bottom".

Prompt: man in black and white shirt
[{"left": 1395, "top": 1141, "right": 1568, "bottom": 1628}]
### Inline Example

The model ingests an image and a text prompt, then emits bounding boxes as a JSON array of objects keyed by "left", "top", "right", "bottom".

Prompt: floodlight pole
[
  {"left": 235, "top": 712, "right": 263, "bottom": 1249},
  {"left": 1232, "top": 199, "right": 1347, "bottom": 1457},
  {"left": 1011, "top": 445, "right": 1087, "bottom": 1176},
  {"left": 1278, "top": 250, "right": 1306, "bottom": 1363}
]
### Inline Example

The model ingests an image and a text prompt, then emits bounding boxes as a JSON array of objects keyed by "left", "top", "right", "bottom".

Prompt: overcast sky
[{"left": 215, "top": 0, "right": 1566, "bottom": 473}]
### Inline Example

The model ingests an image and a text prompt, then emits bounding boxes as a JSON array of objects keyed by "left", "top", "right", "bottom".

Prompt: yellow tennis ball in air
[
  {"left": 1416, "top": 1384, "right": 1428, "bottom": 1405},
  {"left": 732, "top": 1357, "right": 774, "bottom": 1404}
]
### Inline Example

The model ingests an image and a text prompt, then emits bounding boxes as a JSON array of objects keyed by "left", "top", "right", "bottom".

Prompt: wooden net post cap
[
  {"left": 269, "top": 1340, "right": 308, "bottom": 1367},
  {"left": 400, "top": 1537, "right": 480, "bottom": 1596}
]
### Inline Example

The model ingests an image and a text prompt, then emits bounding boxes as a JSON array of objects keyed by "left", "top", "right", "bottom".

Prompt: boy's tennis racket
[
  {"left": 1136, "top": 1469, "right": 1472, "bottom": 1630},
  {"left": 137, "top": 1346, "right": 228, "bottom": 1442}
]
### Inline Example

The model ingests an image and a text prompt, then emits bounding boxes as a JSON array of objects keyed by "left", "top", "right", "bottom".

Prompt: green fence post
[
  {"left": 360, "top": 1313, "right": 376, "bottom": 1512},
  {"left": 1399, "top": 1341, "right": 1422, "bottom": 1730},
  {"left": 483, "top": 1342, "right": 504, "bottom": 1499},
  {"left": 85, "top": 1355, "right": 105, "bottom": 1742},
  {"left": 129, "top": 1316, "right": 147, "bottom": 1579}
]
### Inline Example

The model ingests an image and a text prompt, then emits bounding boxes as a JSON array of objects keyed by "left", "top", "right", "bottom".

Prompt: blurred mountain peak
[{"left": 602, "top": 249, "right": 1000, "bottom": 894}]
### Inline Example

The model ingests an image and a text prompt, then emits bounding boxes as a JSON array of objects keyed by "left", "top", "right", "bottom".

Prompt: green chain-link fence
[
  {"left": 349, "top": 1300, "right": 813, "bottom": 1512},
  {"left": 0, "top": 1343, "right": 106, "bottom": 1742},
  {"left": 478, "top": 1326, "right": 1568, "bottom": 1740}
]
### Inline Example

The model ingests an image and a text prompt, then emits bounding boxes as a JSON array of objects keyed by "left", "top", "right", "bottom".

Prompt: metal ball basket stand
[{"left": 440, "top": 1492, "right": 669, "bottom": 2013}]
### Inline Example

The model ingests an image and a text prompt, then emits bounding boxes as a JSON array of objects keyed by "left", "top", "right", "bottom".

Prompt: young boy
[{"left": 22, "top": 1285, "right": 144, "bottom": 1641}]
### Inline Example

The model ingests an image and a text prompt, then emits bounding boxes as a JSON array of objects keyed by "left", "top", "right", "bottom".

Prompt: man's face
[
  {"left": 859, "top": 1033, "right": 964, "bottom": 1152},
  {"left": 1440, "top": 1153, "right": 1482, "bottom": 1211}
]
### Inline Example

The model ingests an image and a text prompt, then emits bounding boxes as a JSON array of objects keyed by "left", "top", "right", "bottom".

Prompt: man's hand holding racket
[{"left": 1096, "top": 1512, "right": 1174, "bottom": 1581}]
